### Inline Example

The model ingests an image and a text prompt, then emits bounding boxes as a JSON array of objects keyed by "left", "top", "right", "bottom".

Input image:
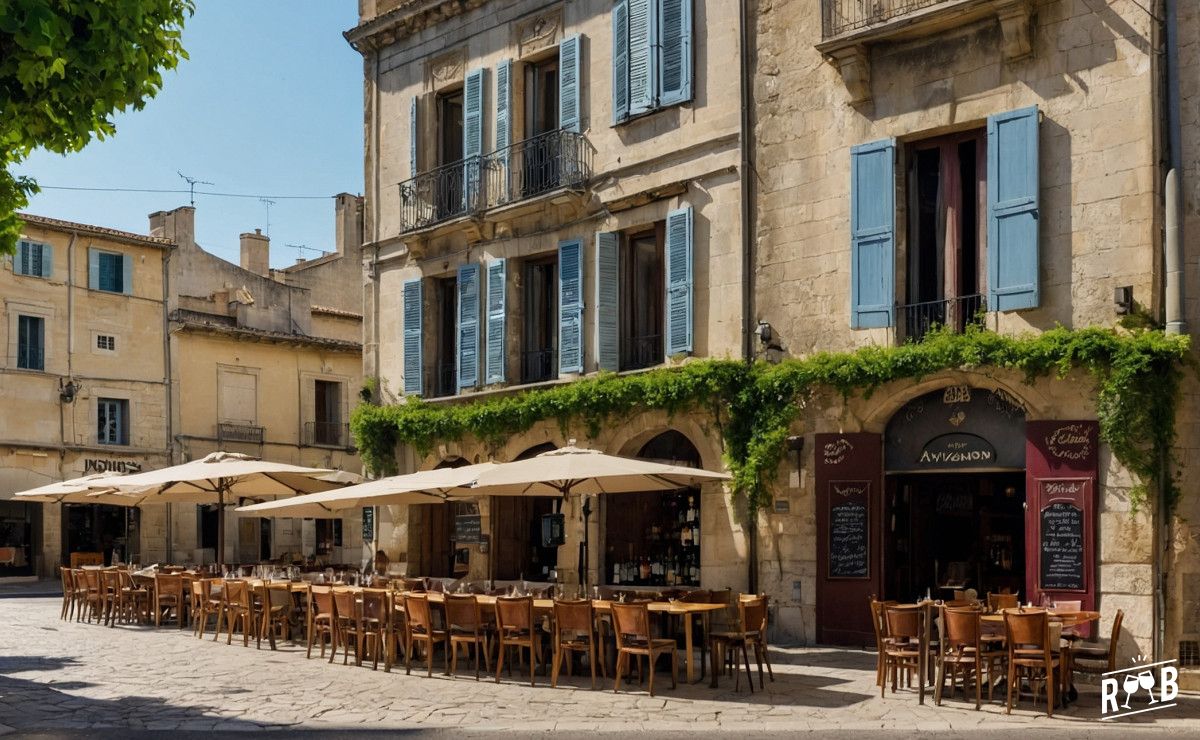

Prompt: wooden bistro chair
[
  {"left": 495, "top": 596, "right": 541, "bottom": 686},
  {"left": 710, "top": 595, "right": 773, "bottom": 692},
  {"left": 58, "top": 567, "right": 75, "bottom": 620},
  {"left": 1068, "top": 608, "right": 1124, "bottom": 679},
  {"left": 551, "top": 599, "right": 598, "bottom": 689},
  {"left": 119, "top": 569, "right": 150, "bottom": 625},
  {"left": 79, "top": 568, "right": 104, "bottom": 623},
  {"left": 331, "top": 588, "right": 362, "bottom": 666},
  {"left": 1003, "top": 609, "right": 1062, "bottom": 716},
  {"left": 988, "top": 592, "right": 1019, "bottom": 612},
  {"left": 220, "top": 580, "right": 255, "bottom": 647},
  {"left": 383, "top": 589, "right": 407, "bottom": 672},
  {"left": 153, "top": 573, "right": 185, "bottom": 628},
  {"left": 444, "top": 593, "right": 491, "bottom": 680},
  {"left": 404, "top": 593, "right": 449, "bottom": 677},
  {"left": 258, "top": 583, "right": 294, "bottom": 651},
  {"left": 611, "top": 601, "right": 677, "bottom": 697},
  {"left": 306, "top": 585, "right": 337, "bottom": 660},
  {"left": 358, "top": 588, "right": 390, "bottom": 670},
  {"left": 68, "top": 568, "right": 89, "bottom": 621},
  {"left": 881, "top": 604, "right": 929, "bottom": 703},
  {"left": 191, "top": 579, "right": 217, "bottom": 638},
  {"left": 869, "top": 597, "right": 900, "bottom": 687},
  {"left": 935, "top": 605, "right": 1004, "bottom": 709}
]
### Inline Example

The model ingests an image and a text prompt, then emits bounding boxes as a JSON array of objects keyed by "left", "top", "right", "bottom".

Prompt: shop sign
[
  {"left": 828, "top": 480, "right": 869, "bottom": 579},
  {"left": 362, "top": 506, "right": 375, "bottom": 541},
  {"left": 822, "top": 437, "right": 853, "bottom": 466},
  {"left": 917, "top": 433, "right": 996, "bottom": 468},
  {"left": 1044, "top": 423, "right": 1094, "bottom": 463},
  {"left": 885, "top": 388, "right": 1025, "bottom": 472},
  {"left": 83, "top": 458, "right": 143, "bottom": 474},
  {"left": 454, "top": 514, "right": 483, "bottom": 545}
]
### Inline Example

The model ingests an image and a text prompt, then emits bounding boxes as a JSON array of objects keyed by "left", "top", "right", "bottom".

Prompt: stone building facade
[
  {"left": 0, "top": 215, "right": 172, "bottom": 578},
  {"left": 348, "top": 0, "right": 750, "bottom": 589}
]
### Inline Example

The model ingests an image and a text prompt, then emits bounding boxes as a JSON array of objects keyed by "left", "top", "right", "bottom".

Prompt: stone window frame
[{"left": 5, "top": 299, "right": 55, "bottom": 373}]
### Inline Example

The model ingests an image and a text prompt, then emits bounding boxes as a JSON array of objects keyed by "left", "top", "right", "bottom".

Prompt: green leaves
[
  {"left": 352, "top": 328, "right": 1191, "bottom": 516},
  {"left": 0, "top": 0, "right": 194, "bottom": 254}
]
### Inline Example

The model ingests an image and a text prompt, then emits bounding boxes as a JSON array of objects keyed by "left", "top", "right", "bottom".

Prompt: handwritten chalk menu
[
  {"left": 454, "top": 514, "right": 483, "bottom": 545},
  {"left": 828, "top": 481, "right": 870, "bottom": 579},
  {"left": 1040, "top": 502, "right": 1085, "bottom": 591}
]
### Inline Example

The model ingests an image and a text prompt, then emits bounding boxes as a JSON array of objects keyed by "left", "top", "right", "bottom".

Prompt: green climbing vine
[{"left": 352, "top": 326, "right": 1191, "bottom": 514}]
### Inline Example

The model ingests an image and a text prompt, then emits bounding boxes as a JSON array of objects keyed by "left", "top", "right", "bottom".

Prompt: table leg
[{"left": 684, "top": 615, "right": 695, "bottom": 684}]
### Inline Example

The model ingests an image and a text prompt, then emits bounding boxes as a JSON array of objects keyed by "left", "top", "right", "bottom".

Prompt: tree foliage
[{"left": 0, "top": 0, "right": 193, "bottom": 253}]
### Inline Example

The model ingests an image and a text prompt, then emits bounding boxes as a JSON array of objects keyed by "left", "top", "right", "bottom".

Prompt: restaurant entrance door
[{"left": 63, "top": 504, "right": 139, "bottom": 565}]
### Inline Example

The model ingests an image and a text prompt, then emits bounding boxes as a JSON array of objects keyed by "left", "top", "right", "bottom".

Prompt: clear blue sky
[{"left": 16, "top": 2, "right": 363, "bottom": 268}]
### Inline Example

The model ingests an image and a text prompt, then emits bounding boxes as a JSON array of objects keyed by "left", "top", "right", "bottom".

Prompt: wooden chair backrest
[
  {"left": 943, "top": 599, "right": 975, "bottom": 608},
  {"left": 1107, "top": 609, "right": 1125, "bottom": 671},
  {"left": 267, "top": 583, "right": 293, "bottom": 609},
  {"left": 223, "top": 580, "right": 250, "bottom": 607},
  {"left": 190, "top": 579, "right": 206, "bottom": 599},
  {"left": 81, "top": 568, "right": 101, "bottom": 591},
  {"left": 70, "top": 552, "right": 103, "bottom": 568},
  {"left": 405, "top": 594, "right": 433, "bottom": 632},
  {"left": 155, "top": 573, "right": 184, "bottom": 599},
  {"left": 332, "top": 588, "right": 357, "bottom": 619},
  {"left": 988, "top": 592, "right": 1019, "bottom": 611},
  {"left": 553, "top": 599, "right": 593, "bottom": 635},
  {"left": 1004, "top": 609, "right": 1051, "bottom": 660},
  {"left": 941, "top": 606, "right": 981, "bottom": 650},
  {"left": 611, "top": 602, "right": 651, "bottom": 646},
  {"left": 952, "top": 589, "right": 967, "bottom": 601},
  {"left": 310, "top": 585, "right": 334, "bottom": 617},
  {"left": 59, "top": 567, "right": 73, "bottom": 591},
  {"left": 884, "top": 604, "right": 923, "bottom": 641},
  {"left": 443, "top": 594, "right": 480, "bottom": 630},
  {"left": 401, "top": 577, "right": 426, "bottom": 592},
  {"left": 119, "top": 569, "right": 137, "bottom": 590},
  {"left": 496, "top": 596, "right": 533, "bottom": 632},
  {"left": 679, "top": 589, "right": 711, "bottom": 603},
  {"left": 740, "top": 595, "right": 769, "bottom": 634}
]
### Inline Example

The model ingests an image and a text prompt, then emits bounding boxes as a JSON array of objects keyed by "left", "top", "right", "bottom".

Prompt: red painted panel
[
  {"left": 815, "top": 432, "right": 883, "bottom": 646},
  {"left": 1025, "top": 421, "right": 1098, "bottom": 632}
]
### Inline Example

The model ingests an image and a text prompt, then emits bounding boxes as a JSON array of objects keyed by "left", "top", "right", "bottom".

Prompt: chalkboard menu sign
[
  {"left": 828, "top": 481, "right": 870, "bottom": 579},
  {"left": 454, "top": 514, "right": 483, "bottom": 545},
  {"left": 362, "top": 506, "right": 375, "bottom": 541},
  {"left": 1040, "top": 502, "right": 1084, "bottom": 591}
]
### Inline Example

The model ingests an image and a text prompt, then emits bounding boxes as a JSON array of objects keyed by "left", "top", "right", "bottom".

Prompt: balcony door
[
  {"left": 314, "top": 379, "right": 342, "bottom": 446},
  {"left": 620, "top": 226, "right": 665, "bottom": 370},
  {"left": 521, "top": 256, "right": 558, "bottom": 383},
  {"left": 523, "top": 57, "right": 560, "bottom": 197},
  {"left": 434, "top": 276, "right": 458, "bottom": 397},
  {"left": 437, "top": 90, "right": 465, "bottom": 219}
]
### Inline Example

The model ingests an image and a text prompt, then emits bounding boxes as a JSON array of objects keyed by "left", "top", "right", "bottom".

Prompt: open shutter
[
  {"left": 664, "top": 207, "right": 693, "bottom": 356},
  {"left": 87, "top": 247, "right": 100, "bottom": 290},
  {"left": 849, "top": 139, "right": 896, "bottom": 329},
  {"left": 463, "top": 68, "right": 486, "bottom": 208},
  {"left": 410, "top": 95, "right": 419, "bottom": 178},
  {"left": 595, "top": 232, "right": 619, "bottom": 371},
  {"left": 987, "top": 106, "right": 1040, "bottom": 312},
  {"left": 559, "top": 35, "right": 582, "bottom": 133},
  {"left": 627, "top": 0, "right": 656, "bottom": 115},
  {"left": 495, "top": 60, "right": 512, "bottom": 201},
  {"left": 39, "top": 244, "right": 53, "bottom": 279},
  {"left": 457, "top": 264, "right": 480, "bottom": 389},
  {"left": 485, "top": 259, "right": 507, "bottom": 385},
  {"left": 558, "top": 239, "right": 584, "bottom": 374},
  {"left": 658, "top": 0, "right": 692, "bottom": 106},
  {"left": 612, "top": 0, "right": 630, "bottom": 123},
  {"left": 121, "top": 254, "right": 133, "bottom": 295},
  {"left": 402, "top": 279, "right": 423, "bottom": 395}
]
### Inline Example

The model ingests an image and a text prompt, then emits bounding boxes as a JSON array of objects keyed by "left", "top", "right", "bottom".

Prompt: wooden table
[{"left": 592, "top": 600, "right": 727, "bottom": 684}]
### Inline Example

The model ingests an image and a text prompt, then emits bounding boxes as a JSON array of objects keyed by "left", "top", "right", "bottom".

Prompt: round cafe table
[{"left": 981, "top": 609, "right": 1101, "bottom": 705}]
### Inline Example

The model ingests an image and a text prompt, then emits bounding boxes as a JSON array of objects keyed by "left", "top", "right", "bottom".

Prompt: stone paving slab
[{"left": 1, "top": 597, "right": 1198, "bottom": 736}]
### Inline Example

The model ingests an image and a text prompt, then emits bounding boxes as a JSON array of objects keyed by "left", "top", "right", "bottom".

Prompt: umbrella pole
[
  {"left": 216, "top": 485, "right": 225, "bottom": 572},
  {"left": 579, "top": 495, "right": 592, "bottom": 592}
]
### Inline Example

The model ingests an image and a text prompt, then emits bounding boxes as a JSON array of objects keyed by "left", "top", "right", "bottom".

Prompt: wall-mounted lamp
[
  {"left": 1114, "top": 286, "right": 1133, "bottom": 315},
  {"left": 755, "top": 320, "right": 773, "bottom": 344},
  {"left": 59, "top": 379, "right": 79, "bottom": 404}
]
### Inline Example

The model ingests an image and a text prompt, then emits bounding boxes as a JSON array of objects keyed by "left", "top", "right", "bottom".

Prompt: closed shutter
[
  {"left": 658, "top": 0, "right": 692, "bottom": 106},
  {"left": 39, "top": 244, "right": 52, "bottom": 279},
  {"left": 121, "top": 253, "right": 133, "bottom": 295},
  {"left": 402, "top": 279, "right": 423, "bottom": 395},
  {"left": 88, "top": 247, "right": 100, "bottom": 290},
  {"left": 495, "top": 60, "right": 512, "bottom": 201},
  {"left": 627, "top": 0, "right": 656, "bottom": 115},
  {"left": 558, "top": 239, "right": 584, "bottom": 374},
  {"left": 410, "top": 95, "right": 419, "bottom": 178},
  {"left": 595, "top": 231, "right": 620, "bottom": 371},
  {"left": 559, "top": 35, "right": 582, "bottom": 134},
  {"left": 463, "top": 68, "right": 486, "bottom": 208},
  {"left": 457, "top": 263, "right": 480, "bottom": 389},
  {"left": 664, "top": 207, "right": 693, "bottom": 356},
  {"left": 849, "top": 139, "right": 896, "bottom": 329},
  {"left": 612, "top": 0, "right": 630, "bottom": 123},
  {"left": 987, "top": 106, "right": 1040, "bottom": 311},
  {"left": 485, "top": 259, "right": 507, "bottom": 385}
]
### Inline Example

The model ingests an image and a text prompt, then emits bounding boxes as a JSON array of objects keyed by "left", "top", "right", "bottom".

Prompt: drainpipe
[
  {"left": 61, "top": 231, "right": 78, "bottom": 450},
  {"left": 163, "top": 244, "right": 174, "bottom": 563},
  {"left": 738, "top": 0, "right": 758, "bottom": 594}
]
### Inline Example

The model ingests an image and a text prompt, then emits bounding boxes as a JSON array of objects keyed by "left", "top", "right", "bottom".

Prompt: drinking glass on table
[{"left": 592, "top": 586, "right": 600, "bottom": 601}]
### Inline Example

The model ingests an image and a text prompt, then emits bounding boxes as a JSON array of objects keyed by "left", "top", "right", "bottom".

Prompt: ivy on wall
[{"left": 352, "top": 326, "right": 1191, "bottom": 514}]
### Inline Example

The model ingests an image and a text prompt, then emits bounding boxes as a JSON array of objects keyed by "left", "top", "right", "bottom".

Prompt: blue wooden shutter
[
  {"left": 39, "top": 244, "right": 52, "bottom": 279},
  {"left": 402, "top": 279, "right": 423, "bottom": 395},
  {"left": 494, "top": 60, "right": 512, "bottom": 201},
  {"left": 849, "top": 139, "right": 896, "bottom": 329},
  {"left": 627, "top": 0, "right": 656, "bottom": 115},
  {"left": 87, "top": 247, "right": 100, "bottom": 290},
  {"left": 595, "top": 232, "right": 619, "bottom": 371},
  {"left": 457, "top": 263, "right": 480, "bottom": 389},
  {"left": 463, "top": 68, "right": 486, "bottom": 208},
  {"left": 658, "top": 0, "right": 692, "bottom": 106},
  {"left": 121, "top": 253, "right": 133, "bottom": 295},
  {"left": 987, "top": 106, "right": 1040, "bottom": 312},
  {"left": 664, "top": 207, "right": 693, "bottom": 355},
  {"left": 558, "top": 239, "right": 584, "bottom": 374},
  {"left": 559, "top": 35, "right": 582, "bottom": 133},
  {"left": 612, "top": 0, "right": 630, "bottom": 123},
  {"left": 485, "top": 259, "right": 507, "bottom": 385},
  {"left": 410, "top": 95, "right": 419, "bottom": 178}
]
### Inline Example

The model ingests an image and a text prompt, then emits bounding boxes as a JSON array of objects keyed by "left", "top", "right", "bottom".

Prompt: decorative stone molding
[
  {"left": 995, "top": 0, "right": 1033, "bottom": 61},
  {"left": 516, "top": 9, "right": 562, "bottom": 58},
  {"left": 429, "top": 49, "right": 465, "bottom": 90},
  {"left": 826, "top": 45, "right": 872, "bottom": 107}
]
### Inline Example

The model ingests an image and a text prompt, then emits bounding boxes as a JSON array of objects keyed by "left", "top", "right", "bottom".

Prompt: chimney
[
  {"left": 240, "top": 229, "right": 270, "bottom": 276},
  {"left": 148, "top": 206, "right": 195, "bottom": 247},
  {"left": 333, "top": 193, "right": 364, "bottom": 256}
]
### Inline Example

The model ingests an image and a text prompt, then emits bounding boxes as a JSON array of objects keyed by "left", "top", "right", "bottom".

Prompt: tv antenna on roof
[
  {"left": 286, "top": 243, "right": 323, "bottom": 260},
  {"left": 177, "top": 171, "right": 214, "bottom": 206},
  {"left": 259, "top": 198, "right": 277, "bottom": 236}
]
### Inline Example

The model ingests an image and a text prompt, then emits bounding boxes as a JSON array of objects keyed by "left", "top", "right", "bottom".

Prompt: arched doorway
[
  {"left": 492, "top": 443, "right": 558, "bottom": 581},
  {"left": 605, "top": 431, "right": 702, "bottom": 587}
]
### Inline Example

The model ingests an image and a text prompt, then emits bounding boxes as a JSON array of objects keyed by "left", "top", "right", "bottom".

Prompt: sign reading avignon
[{"left": 884, "top": 386, "right": 1026, "bottom": 472}]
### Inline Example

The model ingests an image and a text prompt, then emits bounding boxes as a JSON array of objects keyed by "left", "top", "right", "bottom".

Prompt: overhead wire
[{"left": 33, "top": 185, "right": 336, "bottom": 200}]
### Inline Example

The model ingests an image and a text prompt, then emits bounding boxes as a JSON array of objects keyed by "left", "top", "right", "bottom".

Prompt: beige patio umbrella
[
  {"left": 462, "top": 445, "right": 731, "bottom": 588},
  {"left": 234, "top": 462, "right": 497, "bottom": 517},
  {"left": 91, "top": 451, "right": 345, "bottom": 569},
  {"left": 10, "top": 471, "right": 147, "bottom": 504}
]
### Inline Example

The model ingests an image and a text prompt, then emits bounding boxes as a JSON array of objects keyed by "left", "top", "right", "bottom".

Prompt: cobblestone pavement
[{"left": 1, "top": 597, "right": 1197, "bottom": 737}]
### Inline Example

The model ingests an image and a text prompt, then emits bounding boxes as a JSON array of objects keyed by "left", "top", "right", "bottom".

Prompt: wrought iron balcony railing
[
  {"left": 398, "top": 130, "right": 591, "bottom": 233},
  {"left": 822, "top": 0, "right": 956, "bottom": 38},
  {"left": 304, "top": 421, "right": 350, "bottom": 448},
  {"left": 898, "top": 293, "right": 985, "bottom": 344}
]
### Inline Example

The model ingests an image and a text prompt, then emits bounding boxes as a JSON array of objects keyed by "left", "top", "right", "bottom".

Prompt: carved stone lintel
[
  {"left": 995, "top": 0, "right": 1033, "bottom": 61},
  {"left": 827, "top": 45, "right": 872, "bottom": 106},
  {"left": 429, "top": 49, "right": 465, "bottom": 90},
  {"left": 516, "top": 9, "right": 562, "bottom": 58}
]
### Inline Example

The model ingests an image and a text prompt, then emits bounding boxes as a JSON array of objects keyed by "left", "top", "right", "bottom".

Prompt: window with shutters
[
  {"left": 612, "top": 0, "right": 693, "bottom": 124},
  {"left": 94, "top": 250, "right": 126, "bottom": 293},
  {"left": 97, "top": 398, "right": 129, "bottom": 446},
  {"left": 15, "top": 240, "right": 50, "bottom": 278},
  {"left": 16, "top": 315, "right": 45, "bottom": 371},
  {"left": 436, "top": 88, "right": 466, "bottom": 220},
  {"left": 432, "top": 276, "right": 458, "bottom": 397},
  {"left": 620, "top": 224, "right": 665, "bottom": 370},
  {"left": 522, "top": 255, "right": 558, "bottom": 383}
]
